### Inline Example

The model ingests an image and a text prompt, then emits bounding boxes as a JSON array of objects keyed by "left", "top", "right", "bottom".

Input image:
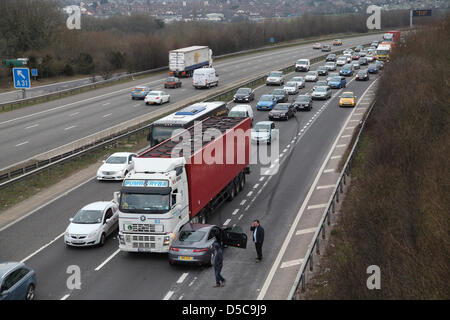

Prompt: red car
[
  {"left": 352, "top": 53, "right": 360, "bottom": 60},
  {"left": 164, "top": 77, "right": 182, "bottom": 88}
]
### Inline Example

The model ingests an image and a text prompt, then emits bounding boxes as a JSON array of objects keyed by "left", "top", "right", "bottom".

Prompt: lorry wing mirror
[{"left": 113, "top": 191, "right": 121, "bottom": 204}]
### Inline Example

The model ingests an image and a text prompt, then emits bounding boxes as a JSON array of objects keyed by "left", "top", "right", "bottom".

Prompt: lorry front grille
[
  {"left": 132, "top": 235, "right": 156, "bottom": 242},
  {"left": 131, "top": 224, "right": 157, "bottom": 233},
  {"left": 132, "top": 242, "right": 156, "bottom": 249}
]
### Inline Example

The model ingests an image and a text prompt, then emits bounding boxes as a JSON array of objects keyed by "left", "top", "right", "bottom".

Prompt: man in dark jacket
[
  {"left": 250, "top": 220, "right": 264, "bottom": 262},
  {"left": 212, "top": 241, "right": 225, "bottom": 287}
]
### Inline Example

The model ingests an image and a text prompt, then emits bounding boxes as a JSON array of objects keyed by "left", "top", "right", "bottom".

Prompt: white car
[
  {"left": 313, "top": 43, "right": 322, "bottom": 49},
  {"left": 343, "top": 49, "right": 353, "bottom": 55},
  {"left": 266, "top": 71, "right": 285, "bottom": 86},
  {"left": 336, "top": 57, "right": 347, "bottom": 66},
  {"left": 283, "top": 81, "right": 300, "bottom": 95},
  {"left": 251, "top": 121, "right": 276, "bottom": 144},
  {"left": 295, "top": 59, "right": 310, "bottom": 72},
  {"left": 366, "top": 55, "right": 374, "bottom": 62},
  {"left": 325, "top": 61, "right": 337, "bottom": 71},
  {"left": 64, "top": 201, "right": 119, "bottom": 247},
  {"left": 344, "top": 54, "right": 352, "bottom": 63},
  {"left": 305, "top": 71, "right": 319, "bottom": 82},
  {"left": 290, "top": 76, "right": 305, "bottom": 88},
  {"left": 97, "top": 152, "right": 137, "bottom": 181},
  {"left": 145, "top": 91, "right": 170, "bottom": 105}
]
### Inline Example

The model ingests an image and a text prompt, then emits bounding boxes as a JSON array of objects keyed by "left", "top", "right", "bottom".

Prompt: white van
[
  {"left": 228, "top": 105, "right": 254, "bottom": 124},
  {"left": 193, "top": 67, "right": 219, "bottom": 89},
  {"left": 295, "top": 59, "right": 310, "bottom": 72}
]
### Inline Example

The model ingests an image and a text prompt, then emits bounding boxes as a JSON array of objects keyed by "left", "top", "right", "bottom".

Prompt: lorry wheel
[
  {"left": 239, "top": 174, "right": 245, "bottom": 191},
  {"left": 227, "top": 183, "right": 236, "bottom": 201}
]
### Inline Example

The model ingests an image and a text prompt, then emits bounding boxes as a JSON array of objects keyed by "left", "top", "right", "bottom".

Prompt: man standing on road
[
  {"left": 250, "top": 220, "right": 264, "bottom": 262},
  {"left": 212, "top": 242, "right": 225, "bottom": 287}
]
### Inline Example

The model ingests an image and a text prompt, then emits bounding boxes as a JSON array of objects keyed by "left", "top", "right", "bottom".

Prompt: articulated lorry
[
  {"left": 383, "top": 30, "right": 401, "bottom": 43},
  {"left": 169, "top": 46, "right": 213, "bottom": 78},
  {"left": 117, "top": 116, "right": 251, "bottom": 253}
]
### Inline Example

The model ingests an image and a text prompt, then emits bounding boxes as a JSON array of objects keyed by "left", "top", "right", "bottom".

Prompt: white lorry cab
[{"left": 193, "top": 67, "right": 219, "bottom": 89}]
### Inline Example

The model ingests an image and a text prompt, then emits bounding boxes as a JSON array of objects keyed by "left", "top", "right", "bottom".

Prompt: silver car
[
  {"left": 311, "top": 86, "right": 332, "bottom": 100},
  {"left": 325, "top": 61, "right": 337, "bottom": 71},
  {"left": 266, "top": 71, "right": 285, "bottom": 86},
  {"left": 305, "top": 71, "right": 319, "bottom": 82},
  {"left": 290, "top": 76, "right": 305, "bottom": 88},
  {"left": 283, "top": 81, "right": 299, "bottom": 95},
  {"left": 168, "top": 224, "right": 247, "bottom": 266}
]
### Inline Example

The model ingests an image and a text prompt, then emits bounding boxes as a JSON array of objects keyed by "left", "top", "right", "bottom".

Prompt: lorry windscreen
[{"left": 120, "top": 193, "right": 170, "bottom": 213}]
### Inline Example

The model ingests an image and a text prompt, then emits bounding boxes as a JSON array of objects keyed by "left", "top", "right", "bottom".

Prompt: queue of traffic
[{"left": 1, "top": 35, "right": 390, "bottom": 300}]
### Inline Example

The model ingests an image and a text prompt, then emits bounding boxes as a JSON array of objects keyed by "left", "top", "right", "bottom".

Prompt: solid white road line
[
  {"left": 15, "top": 141, "right": 29, "bottom": 147},
  {"left": 316, "top": 185, "right": 336, "bottom": 190},
  {"left": 60, "top": 294, "right": 70, "bottom": 300},
  {"left": 102, "top": 113, "right": 112, "bottom": 118},
  {"left": 163, "top": 291, "right": 174, "bottom": 300},
  {"left": 21, "top": 232, "right": 65, "bottom": 263},
  {"left": 335, "top": 144, "right": 346, "bottom": 148},
  {"left": 69, "top": 112, "right": 79, "bottom": 116},
  {"left": 25, "top": 124, "right": 39, "bottom": 129},
  {"left": 280, "top": 259, "right": 304, "bottom": 269},
  {"left": 176, "top": 273, "right": 189, "bottom": 284},
  {"left": 257, "top": 78, "right": 379, "bottom": 300},
  {"left": 307, "top": 203, "right": 328, "bottom": 210},
  {"left": 94, "top": 249, "right": 120, "bottom": 271},
  {"left": 296, "top": 227, "right": 317, "bottom": 235},
  {"left": 341, "top": 135, "right": 352, "bottom": 138}
]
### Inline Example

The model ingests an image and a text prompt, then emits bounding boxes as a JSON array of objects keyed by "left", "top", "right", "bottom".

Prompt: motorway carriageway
[
  {"left": 0, "top": 48, "right": 381, "bottom": 299},
  {"left": 0, "top": 33, "right": 382, "bottom": 171}
]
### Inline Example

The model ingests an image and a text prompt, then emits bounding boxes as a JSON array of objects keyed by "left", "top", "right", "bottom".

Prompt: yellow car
[
  {"left": 339, "top": 92, "right": 357, "bottom": 107},
  {"left": 332, "top": 39, "right": 342, "bottom": 46}
]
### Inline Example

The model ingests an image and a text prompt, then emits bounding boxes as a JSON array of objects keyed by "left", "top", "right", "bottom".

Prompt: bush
[{"left": 308, "top": 16, "right": 450, "bottom": 300}]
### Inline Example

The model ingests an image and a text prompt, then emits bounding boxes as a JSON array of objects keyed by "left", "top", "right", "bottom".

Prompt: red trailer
[{"left": 139, "top": 116, "right": 251, "bottom": 221}]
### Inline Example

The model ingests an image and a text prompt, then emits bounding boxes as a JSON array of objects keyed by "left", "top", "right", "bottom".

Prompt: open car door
[{"left": 221, "top": 226, "right": 247, "bottom": 249}]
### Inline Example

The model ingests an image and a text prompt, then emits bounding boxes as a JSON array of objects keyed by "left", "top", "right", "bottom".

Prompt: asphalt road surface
[
  {"left": 0, "top": 47, "right": 381, "bottom": 300},
  {"left": 0, "top": 33, "right": 382, "bottom": 171}
]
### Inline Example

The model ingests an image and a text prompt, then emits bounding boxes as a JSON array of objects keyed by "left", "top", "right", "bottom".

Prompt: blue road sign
[
  {"left": 31, "top": 68, "right": 38, "bottom": 77},
  {"left": 13, "top": 67, "right": 31, "bottom": 89},
  {"left": 270, "top": 37, "right": 275, "bottom": 44}
]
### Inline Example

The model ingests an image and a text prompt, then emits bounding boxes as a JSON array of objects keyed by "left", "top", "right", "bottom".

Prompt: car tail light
[
  {"left": 156, "top": 97, "right": 160, "bottom": 99},
  {"left": 193, "top": 248, "right": 208, "bottom": 253},
  {"left": 170, "top": 247, "right": 179, "bottom": 252}
]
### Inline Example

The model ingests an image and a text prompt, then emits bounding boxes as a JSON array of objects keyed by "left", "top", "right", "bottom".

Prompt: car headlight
[{"left": 88, "top": 230, "right": 98, "bottom": 238}]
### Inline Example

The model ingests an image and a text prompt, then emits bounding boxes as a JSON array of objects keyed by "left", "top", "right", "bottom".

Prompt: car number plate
[
  {"left": 137, "top": 248, "right": 152, "bottom": 252},
  {"left": 179, "top": 256, "right": 193, "bottom": 261},
  {"left": 71, "top": 240, "right": 84, "bottom": 244}
]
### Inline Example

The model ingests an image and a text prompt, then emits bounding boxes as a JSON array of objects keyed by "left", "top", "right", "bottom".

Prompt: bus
[{"left": 147, "top": 101, "right": 228, "bottom": 146}]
